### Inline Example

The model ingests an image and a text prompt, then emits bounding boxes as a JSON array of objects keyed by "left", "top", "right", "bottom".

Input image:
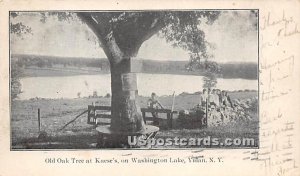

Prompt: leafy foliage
[
  {"left": 77, "top": 11, "right": 220, "bottom": 59},
  {"left": 10, "top": 12, "right": 75, "bottom": 36},
  {"left": 187, "top": 59, "right": 221, "bottom": 88},
  {"left": 203, "top": 71, "right": 218, "bottom": 89},
  {"left": 10, "top": 22, "right": 32, "bottom": 36},
  {"left": 10, "top": 11, "right": 223, "bottom": 93},
  {"left": 11, "top": 11, "right": 220, "bottom": 63},
  {"left": 203, "top": 61, "right": 220, "bottom": 89},
  {"left": 11, "top": 62, "right": 23, "bottom": 99},
  {"left": 39, "top": 12, "right": 75, "bottom": 23},
  {"left": 160, "top": 11, "right": 219, "bottom": 60},
  {"left": 10, "top": 12, "right": 32, "bottom": 36}
]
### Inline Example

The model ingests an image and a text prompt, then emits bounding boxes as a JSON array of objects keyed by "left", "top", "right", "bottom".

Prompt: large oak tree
[
  {"left": 11, "top": 11, "right": 221, "bottom": 134},
  {"left": 76, "top": 11, "right": 221, "bottom": 133}
]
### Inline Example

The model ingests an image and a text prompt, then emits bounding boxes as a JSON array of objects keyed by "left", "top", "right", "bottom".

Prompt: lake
[{"left": 19, "top": 73, "right": 258, "bottom": 100}]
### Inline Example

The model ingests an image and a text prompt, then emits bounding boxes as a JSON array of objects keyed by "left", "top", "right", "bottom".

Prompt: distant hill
[{"left": 11, "top": 54, "right": 258, "bottom": 80}]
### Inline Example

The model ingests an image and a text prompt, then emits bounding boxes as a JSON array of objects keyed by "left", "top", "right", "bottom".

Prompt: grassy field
[{"left": 11, "top": 91, "right": 258, "bottom": 149}]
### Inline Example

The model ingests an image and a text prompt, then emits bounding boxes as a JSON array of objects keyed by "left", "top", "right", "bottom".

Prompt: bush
[
  {"left": 93, "top": 91, "right": 98, "bottom": 97},
  {"left": 11, "top": 62, "right": 23, "bottom": 99},
  {"left": 104, "top": 93, "right": 111, "bottom": 98}
]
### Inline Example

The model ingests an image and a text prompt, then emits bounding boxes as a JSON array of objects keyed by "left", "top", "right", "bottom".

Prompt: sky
[{"left": 11, "top": 11, "right": 258, "bottom": 63}]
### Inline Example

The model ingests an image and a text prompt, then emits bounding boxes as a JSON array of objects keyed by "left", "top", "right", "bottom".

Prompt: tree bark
[
  {"left": 77, "top": 12, "right": 165, "bottom": 134},
  {"left": 109, "top": 58, "right": 145, "bottom": 133}
]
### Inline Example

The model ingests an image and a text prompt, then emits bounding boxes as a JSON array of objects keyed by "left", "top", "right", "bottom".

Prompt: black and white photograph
[{"left": 10, "top": 10, "right": 259, "bottom": 149}]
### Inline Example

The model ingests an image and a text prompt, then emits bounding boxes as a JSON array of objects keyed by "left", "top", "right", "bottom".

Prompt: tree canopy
[
  {"left": 11, "top": 11, "right": 221, "bottom": 64},
  {"left": 10, "top": 10, "right": 258, "bottom": 65},
  {"left": 77, "top": 11, "right": 220, "bottom": 63}
]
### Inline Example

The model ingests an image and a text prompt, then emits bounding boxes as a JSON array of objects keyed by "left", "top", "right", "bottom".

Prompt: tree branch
[
  {"left": 113, "top": 14, "right": 166, "bottom": 56},
  {"left": 77, "top": 12, "right": 124, "bottom": 64}
]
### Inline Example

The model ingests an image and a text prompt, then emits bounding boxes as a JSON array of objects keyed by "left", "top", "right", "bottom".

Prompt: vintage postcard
[
  {"left": 0, "top": 0, "right": 299, "bottom": 176},
  {"left": 9, "top": 10, "right": 259, "bottom": 150}
]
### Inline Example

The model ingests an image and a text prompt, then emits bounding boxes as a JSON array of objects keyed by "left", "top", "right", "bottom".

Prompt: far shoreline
[{"left": 19, "top": 66, "right": 259, "bottom": 80}]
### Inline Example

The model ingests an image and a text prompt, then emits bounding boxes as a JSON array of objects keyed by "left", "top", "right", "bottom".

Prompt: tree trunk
[
  {"left": 109, "top": 58, "right": 146, "bottom": 133},
  {"left": 76, "top": 13, "right": 163, "bottom": 135}
]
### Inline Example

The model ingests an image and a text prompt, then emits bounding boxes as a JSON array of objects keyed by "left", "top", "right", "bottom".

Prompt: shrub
[{"left": 11, "top": 62, "right": 23, "bottom": 100}]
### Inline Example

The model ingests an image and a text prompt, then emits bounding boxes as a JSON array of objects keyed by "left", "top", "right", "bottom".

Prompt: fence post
[
  {"left": 38, "top": 108, "right": 41, "bottom": 132},
  {"left": 206, "top": 98, "right": 208, "bottom": 127}
]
